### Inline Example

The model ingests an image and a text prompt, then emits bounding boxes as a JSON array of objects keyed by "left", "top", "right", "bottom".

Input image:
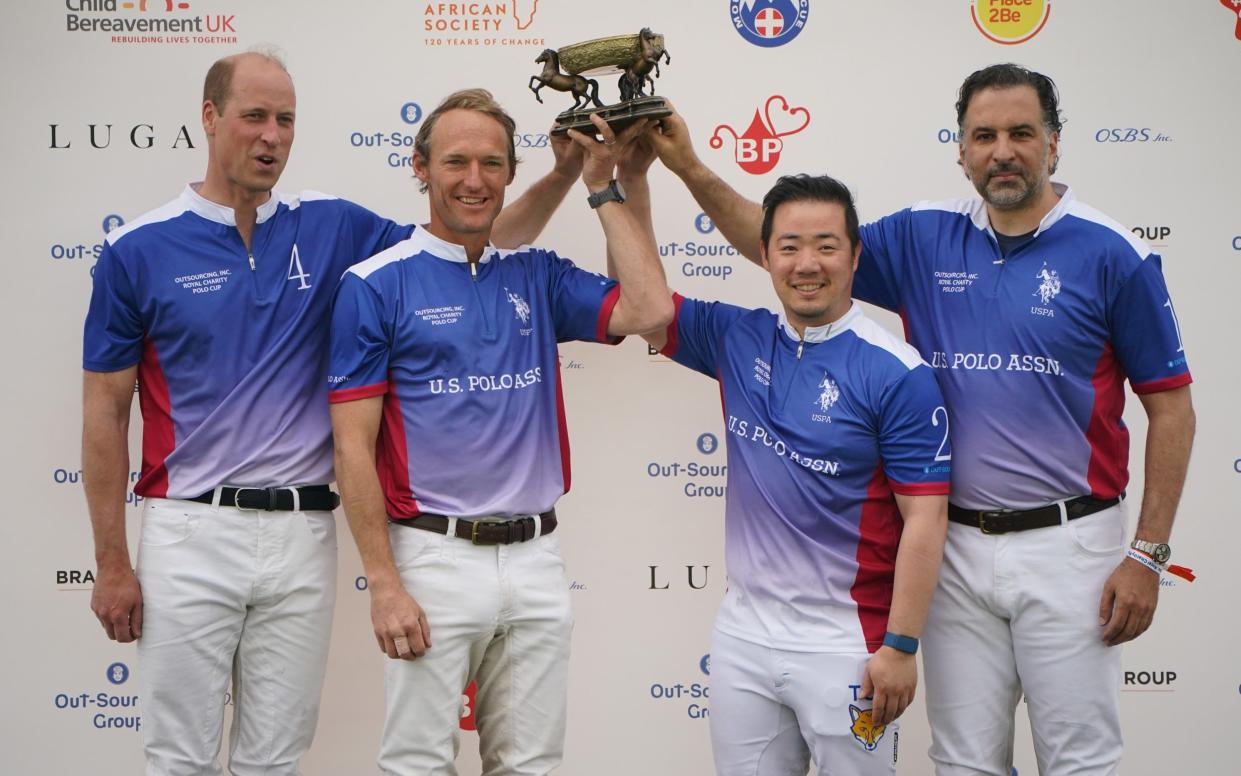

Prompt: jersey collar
[
  {"left": 183, "top": 183, "right": 281, "bottom": 226},
  {"left": 409, "top": 226, "right": 497, "bottom": 264},
  {"left": 777, "top": 301, "right": 861, "bottom": 345}
]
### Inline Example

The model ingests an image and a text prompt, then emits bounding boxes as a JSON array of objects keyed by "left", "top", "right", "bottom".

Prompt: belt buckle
[
  {"left": 978, "top": 509, "right": 1008, "bottom": 535},
  {"left": 234, "top": 486, "right": 277, "bottom": 511},
  {"left": 470, "top": 518, "right": 507, "bottom": 545}
]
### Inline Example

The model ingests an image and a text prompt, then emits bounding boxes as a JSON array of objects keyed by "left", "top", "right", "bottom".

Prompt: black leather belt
[
  {"left": 186, "top": 485, "right": 340, "bottom": 512},
  {"left": 392, "top": 510, "right": 557, "bottom": 545},
  {"left": 948, "top": 494, "right": 1122, "bottom": 535}
]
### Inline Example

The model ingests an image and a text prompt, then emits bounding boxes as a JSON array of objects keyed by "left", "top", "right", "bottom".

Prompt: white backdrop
[{"left": 2, "top": 1, "right": 1239, "bottom": 773}]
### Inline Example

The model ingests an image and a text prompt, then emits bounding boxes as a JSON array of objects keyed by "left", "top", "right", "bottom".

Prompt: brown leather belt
[
  {"left": 391, "top": 510, "right": 557, "bottom": 545},
  {"left": 948, "top": 494, "right": 1121, "bottom": 535}
]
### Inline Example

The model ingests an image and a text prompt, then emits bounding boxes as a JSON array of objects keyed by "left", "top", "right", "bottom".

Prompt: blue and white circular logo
[
  {"left": 697, "top": 432, "right": 718, "bottom": 455},
  {"left": 694, "top": 213, "right": 715, "bottom": 234},
  {"left": 400, "top": 102, "right": 423, "bottom": 125},
  {"left": 102, "top": 214, "right": 124, "bottom": 235},
  {"left": 700, "top": 653, "right": 711, "bottom": 676},
  {"left": 731, "top": 0, "right": 809, "bottom": 48},
  {"left": 106, "top": 662, "right": 129, "bottom": 685}
]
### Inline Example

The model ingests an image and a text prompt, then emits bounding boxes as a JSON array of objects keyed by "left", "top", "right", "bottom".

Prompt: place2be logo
[
  {"left": 970, "top": 0, "right": 1051, "bottom": 45},
  {"left": 711, "top": 95, "right": 810, "bottom": 175}
]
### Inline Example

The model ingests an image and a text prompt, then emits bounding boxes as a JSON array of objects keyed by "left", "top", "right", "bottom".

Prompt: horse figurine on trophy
[
  {"left": 529, "top": 48, "right": 603, "bottom": 111},
  {"left": 527, "top": 28, "right": 673, "bottom": 135}
]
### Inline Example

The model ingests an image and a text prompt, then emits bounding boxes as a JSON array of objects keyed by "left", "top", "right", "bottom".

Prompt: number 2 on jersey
[{"left": 931, "top": 406, "right": 951, "bottom": 462}]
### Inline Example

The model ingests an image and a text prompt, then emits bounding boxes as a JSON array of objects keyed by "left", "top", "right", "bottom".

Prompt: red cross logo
[{"left": 755, "top": 8, "right": 785, "bottom": 37}]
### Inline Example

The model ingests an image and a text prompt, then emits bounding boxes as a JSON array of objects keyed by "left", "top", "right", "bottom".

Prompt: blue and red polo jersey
[
  {"left": 853, "top": 184, "right": 1192, "bottom": 511},
  {"left": 663, "top": 298, "right": 951, "bottom": 653},
  {"left": 327, "top": 228, "right": 620, "bottom": 519},
  {"left": 83, "top": 184, "right": 410, "bottom": 499}
]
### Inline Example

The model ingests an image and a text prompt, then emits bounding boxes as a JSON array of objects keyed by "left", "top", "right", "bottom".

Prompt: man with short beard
[{"left": 645, "top": 63, "right": 1195, "bottom": 775}]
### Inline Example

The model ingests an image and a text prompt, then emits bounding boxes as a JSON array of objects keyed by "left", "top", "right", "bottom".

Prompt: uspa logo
[
  {"left": 1220, "top": 0, "right": 1241, "bottom": 40},
  {"left": 731, "top": 0, "right": 809, "bottom": 48},
  {"left": 422, "top": 1, "right": 544, "bottom": 47},
  {"left": 64, "top": 1, "right": 239, "bottom": 46},
  {"left": 711, "top": 95, "right": 810, "bottom": 175},
  {"left": 970, "top": 0, "right": 1050, "bottom": 45}
]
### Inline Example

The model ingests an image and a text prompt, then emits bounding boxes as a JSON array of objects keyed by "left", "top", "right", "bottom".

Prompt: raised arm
[
  {"left": 1098, "top": 384, "right": 1195, "bottom": 646},
  {"left": 567, "top": 116, "right": 672, "bottom": 336},
  {"left": 647, "top": 107, "right": 764, "bottom": 266},
  {"left": 83, "top": 366, "right": 143, "bottom": 643},
  {"left": 491, "top": 129, "right": 584, "bottom": 249}
]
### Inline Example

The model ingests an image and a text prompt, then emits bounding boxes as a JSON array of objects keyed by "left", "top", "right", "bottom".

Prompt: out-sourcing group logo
[
  {"left": 731, "top": 0, "right": 809, "bottom": 48},
  {"left": 711, "top": 95, "right": 810, "bottom": 175},
  {"left": 970, "top": 1, "right": 1050, "bottom": 45}
]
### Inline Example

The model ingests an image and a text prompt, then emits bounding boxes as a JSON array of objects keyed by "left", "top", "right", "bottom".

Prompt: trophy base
[{"left": 551, "top": 96, "right": 671, "bottom": 136}]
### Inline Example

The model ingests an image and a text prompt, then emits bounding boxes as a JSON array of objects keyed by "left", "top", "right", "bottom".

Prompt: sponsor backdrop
[{"left": 1, "top": 1, "right": 1238, "bottom": 773}]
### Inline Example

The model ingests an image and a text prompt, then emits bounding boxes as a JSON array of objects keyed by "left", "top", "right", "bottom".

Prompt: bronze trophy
[{"left": 528, "top": 28, "right": 672, "bottom": 135}]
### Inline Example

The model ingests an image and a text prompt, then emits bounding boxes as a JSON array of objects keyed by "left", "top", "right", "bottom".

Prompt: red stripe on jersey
[
  {"left": 1132, "top": 372, "right": 1192, "bottom": 395},
  {"left": 554, "top": 357, "right": 572, "bottom": 494},
  {"left": 378, "top": 378, "right": 421, "bottom": 518},
  {"left": 596, "top": 285, "right": 622, "bottom": 344},
  {"left": 1085, "top": 342, "right": 1129, "bottom": 498},
  {"left": 329, "top": 382, "right": 388, "bottom": 404},
  {"left": 850, "top": 463, "right": 902, "bottom": 653},
  {"left": 134, "top": 336, "right": 174, "bottom": 498},
  {"left": 659, "top": 293, "right": 686, "bottom": 358},
  {"left": 890, "top": 481, "right": 951, "bottom": 496}
]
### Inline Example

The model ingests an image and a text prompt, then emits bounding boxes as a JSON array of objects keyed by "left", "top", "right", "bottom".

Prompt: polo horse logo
[
  {"left": 817, "top": 374, "right": 840, "bottom": 413},
  {"left": 506, "top": 288, "right": 531, "bottom": 325},
  {"left": 1034, "top": 264, "right": 1061, "bottom": 305}
]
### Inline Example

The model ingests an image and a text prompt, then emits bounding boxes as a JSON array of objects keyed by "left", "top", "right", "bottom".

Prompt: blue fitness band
[{"left": 883, "top": 632, "right": 919, "bottom": 654}]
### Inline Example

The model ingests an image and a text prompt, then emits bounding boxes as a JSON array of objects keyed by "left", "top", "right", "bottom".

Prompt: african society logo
[
  {"left": 731, "top": 0, "right": 809, "bottom": 48},
  {"left": 1033, "top": 263, "right": 1061, "bottom": 305},
  {"left": 1221, "top": 1, "right": 1241, "bottom": 39},
  {"left": 422, "top": 1, "right": 545, "bottom": 47},
  {"left": 970, "top": 0, "right": 1051, "bottom": 45},
  {"left": 711, "top": 95, "right": 810, "bottom": 175}
]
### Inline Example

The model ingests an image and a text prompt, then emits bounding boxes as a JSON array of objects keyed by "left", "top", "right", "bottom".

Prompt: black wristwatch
[{"left": 587, "top": 179, "right": 626, "bottom": 209}]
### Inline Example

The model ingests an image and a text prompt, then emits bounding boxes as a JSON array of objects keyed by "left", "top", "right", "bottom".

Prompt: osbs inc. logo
[
  {"left": 970, "top": 0, "right": 1050, "bottom": 45},
  {"left": 731, "top": 0, "right": 809, "bottom": 48}
]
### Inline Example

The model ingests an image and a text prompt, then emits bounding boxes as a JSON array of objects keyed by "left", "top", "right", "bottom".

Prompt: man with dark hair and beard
[{"left": 644, "top": 63, "right": 1195, "bottom": 775}]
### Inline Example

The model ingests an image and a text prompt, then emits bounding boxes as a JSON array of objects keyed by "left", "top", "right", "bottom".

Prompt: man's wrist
[
  {"left": 882, "top": 631, "right": 919, "bottom": 654},
  {"left": 1125, "top": 547, "right": 1164, "bottom": 576}
]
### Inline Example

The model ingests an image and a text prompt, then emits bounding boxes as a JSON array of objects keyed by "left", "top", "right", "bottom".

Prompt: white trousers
[
  {"left": 135, "top": 497, "right": 338, "bottom": 776},
  {"left": 379, "top": 521, "right": 572, "bottom": 776},
  {"left": 709, "top": 630, "right": 898, "bottom": 776},
  {"left": 922, "top": 504, "right": 1127, "bottom": 776}
]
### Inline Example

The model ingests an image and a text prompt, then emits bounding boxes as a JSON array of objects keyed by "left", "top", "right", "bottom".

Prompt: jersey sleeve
[
  {"left": 878, "top": 365, "right": 952, "bottom": 495},
  {"left": 855, "top": 209, "right": 914, "bottom": 313},
  {"left": 543, "top": 250, "right": 623, "bottom": 344},
  {"left": 659, "top": 294, "right": 747, "bottom": 379},
  {"left": 345, "top": 200, "right": 414, "bottom": 260},
  {"left": 1108, "top": 255, "right": 1192, "bottom": 394},
  {"left": 328, "top": 272, "right": 392, "bottom": 403},
  {"left": 83, "top": 241, "right": 144, "bottom": 372}
]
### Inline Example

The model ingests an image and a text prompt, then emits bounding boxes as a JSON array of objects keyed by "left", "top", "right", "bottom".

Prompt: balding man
[{"left": 82, "top": 50, "right": 582, "bottom": 775}]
